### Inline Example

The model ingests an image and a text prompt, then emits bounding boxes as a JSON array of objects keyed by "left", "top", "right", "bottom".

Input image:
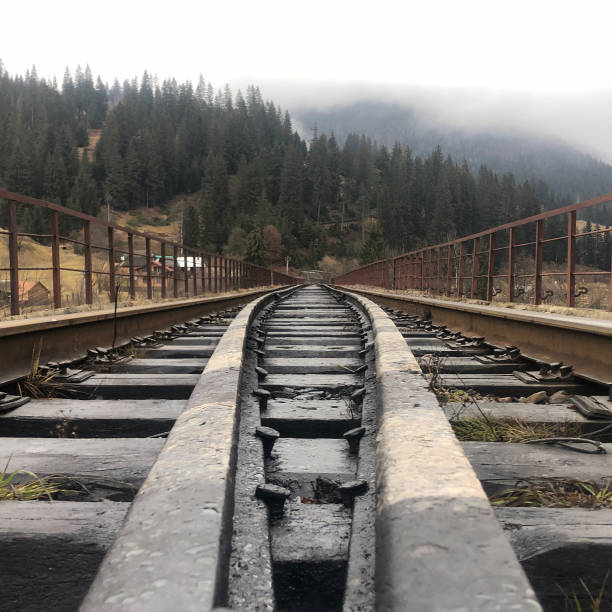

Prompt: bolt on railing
[
  {"left": 0, "top": 190, "right": 300, "bottom": 317},
  {"left": 334, "top": 193, "right": 612, "bottom": 310}
]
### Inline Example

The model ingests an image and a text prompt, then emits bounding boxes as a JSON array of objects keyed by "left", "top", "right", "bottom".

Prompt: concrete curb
[
  {"left": 338, "top": 288, "right": 541, "bottom": 611},
  {"left": 80, "top": 287, "right": 296, "bottom": 612}
]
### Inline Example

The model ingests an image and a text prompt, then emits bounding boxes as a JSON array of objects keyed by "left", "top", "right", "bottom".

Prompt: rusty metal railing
[
  {"left": 334, "top": 193, "right": 612, "bottom": 310},
  {"left": 0, "top": 190, "right": 300, "bottom": 317}
]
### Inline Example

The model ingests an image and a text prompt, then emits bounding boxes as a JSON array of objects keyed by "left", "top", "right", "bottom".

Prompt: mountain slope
[{"left": 293, "top": 101, "right": 612, "bottom": 202}]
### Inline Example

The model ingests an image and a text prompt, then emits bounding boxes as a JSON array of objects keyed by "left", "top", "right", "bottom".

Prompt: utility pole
[{"left": 285, "top": 256, "right": 290, "bottom": 275}]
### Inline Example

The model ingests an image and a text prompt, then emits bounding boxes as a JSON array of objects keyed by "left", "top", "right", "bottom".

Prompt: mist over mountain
[{"left": 291, "top": 100, "right": 612, "bottom": 204}]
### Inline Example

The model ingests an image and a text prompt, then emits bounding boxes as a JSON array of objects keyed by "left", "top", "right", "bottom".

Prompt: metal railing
[
  {"left": 0, "top": 189, "right": 299, "bottom": 317},
  {"left": 334, "top": 193, "right": 612, "bottom": 310}
]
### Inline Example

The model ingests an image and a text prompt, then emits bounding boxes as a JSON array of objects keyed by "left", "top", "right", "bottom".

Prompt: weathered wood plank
[
  {"left": 115, "top": 358, "right": 206, "bottom": 373},
  {"left": 267, "top": 438, "right": 356, "bottom": 498},
  {"left": 463, "top": 441, "right": 612, "bottom": 495},
  {"left": 262, "top": 373, "right": 361, "bottom": 391},
  {"left": 0, "top": 399, "right": 184, "bottom": 437},
  {"left": 71, "top": 373, "right": 199, "bottom": 399},
  {"left": 496, "top": 507, "right": 612, "bottom": 611},
  {"left": 264, "top": 358, "right": 362, "bottom": 374},
  {"left": 0, "top": 501, "right": 129, "bottom": 612},
  {"left": 0, "top": 437, "right": 164, "bottom": 500},
  {"left": 262, "top": 398, "right": 359, "bottom": 436}
]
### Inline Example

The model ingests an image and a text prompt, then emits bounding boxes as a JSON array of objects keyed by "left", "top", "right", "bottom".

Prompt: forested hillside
[
  {"left": 0, "top": 63, "right": 582, "bottom": 270},
  {"left": 293, "top": 101, "right": 612, "bottom": 205}
]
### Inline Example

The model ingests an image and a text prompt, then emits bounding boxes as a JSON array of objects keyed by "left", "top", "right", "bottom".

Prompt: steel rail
[
  {"left": 336, "top": 285, "right": 612, "bottom": 386},
  {"left": 0, "top": 287, "right": 290, "bottom": 385}
]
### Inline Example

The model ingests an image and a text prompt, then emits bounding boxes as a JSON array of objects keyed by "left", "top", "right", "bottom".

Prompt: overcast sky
[{"left": 3, "top": 0, "right": 612, "bottom": 159}]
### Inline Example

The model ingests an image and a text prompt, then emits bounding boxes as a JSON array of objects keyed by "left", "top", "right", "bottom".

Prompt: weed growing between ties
[
  {"left": 451, "top": 416, "right": 581, "bottom": 442},
  {"left": 558, "top": 570, "right": 610, "bottom": 612},
  {"left": 16, "top": 341, "right": 74, "bottom": 398},
  {"left": 421, "top": 354, "right": 481, "bottom": 404},
  {"left": 0, "top": 467, "right": 62, "bottom": 501},
  {"left": 491, "top": 480, "right": 612, "bottom": 508}
]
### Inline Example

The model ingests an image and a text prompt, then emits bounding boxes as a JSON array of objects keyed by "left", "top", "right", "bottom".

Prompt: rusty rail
[
  {"left": 335, "top": 193, "right": 612, "bottom": 309},
  {"left": 0, "top": 190, "right": 299, "bottom": 316}
]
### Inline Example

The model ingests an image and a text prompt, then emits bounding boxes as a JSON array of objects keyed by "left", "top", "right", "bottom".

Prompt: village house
[{"left": 0, "top": 280, "right": 50, "bottom": 307}]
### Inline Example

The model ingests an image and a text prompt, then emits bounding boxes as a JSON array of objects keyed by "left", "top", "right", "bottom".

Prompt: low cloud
[{"left": 248, "top": 78, "right": 612, "bottom": 163}]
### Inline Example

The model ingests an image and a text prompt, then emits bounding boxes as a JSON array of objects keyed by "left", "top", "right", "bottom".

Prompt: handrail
[
  {"left": 334, "top": 193, "right": 612, "bottom": 310},
  {"left": 0, "top": 190, "right": 300, "bottom": 316}
]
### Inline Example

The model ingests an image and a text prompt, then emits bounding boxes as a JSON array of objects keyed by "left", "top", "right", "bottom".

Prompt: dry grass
[
  {"left": 0, "top": 466, "right": 63, "bottom": 501},
  {"left": 491, "top": 480, "right": 612, "bottom": 509},
  {"left": 16, "top": 342, "right": 75, "bottom": 398},
  {"left": 559, "top": 570, "right": 610, "bottom": 612},
  {"left": 451, "top": 416, "right": 581, "bottom": 442}
]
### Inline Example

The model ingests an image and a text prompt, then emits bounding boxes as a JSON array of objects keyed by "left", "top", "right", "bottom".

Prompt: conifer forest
[{"left": 1, "top": 63, "right": 609, "bottom": 271}]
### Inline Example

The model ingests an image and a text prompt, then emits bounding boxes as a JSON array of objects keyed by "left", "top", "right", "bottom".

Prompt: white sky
[{"left": 3, "top": 0, "right": 612, "bottom": 158}]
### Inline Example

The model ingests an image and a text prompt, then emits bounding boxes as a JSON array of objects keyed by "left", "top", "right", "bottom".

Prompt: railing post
[
  {"left": 407, "top": 255, "right": 412, "bottom": 289},
  {"left": 212, "top": 256, "right": 217, "bottom": 293},
  {"left": 437, "top": 247, "right": 442, "bottom": 294},
  {"left": 486, "top": 233, "right": 495, "bottom": 302},
  {"left": 508, "top": 228, "right": 515, "bottom": 303},
  {"left": 534, "top": 220, "right": 543, "bottom": 305},
  {"left": 610, "top": 233, "right": 612, "bottom": 310},
  {"left": 128, "top": 233, "right": 135, "bottom": 300},
  {"left": 458, "top": 242, "right": 466, "bottom": 297},
  {"left": 8, "top": 201, "right": 19, "bottom": 315},
  {"left": 161, "top": 242, "right": 167, "bottom": 299},
  {"left": 471, "top": 238, "right": 479, "bottom": 299},
  {"left": 108, "top": 227, "right": 116, "bottom": 302},
  {"left": 184, "top": 248, "right": 190, "bottom": 297},
  {"left": 391, "top": 258, "right": 396, "bottom": 290},
  {"left": 201, "top": 252, "right": 206, "bottom": 295},
  {"left": 567, "top": 211, "right": 576, "bottom": 307},
  {"left": 51, "top": 210, "right": 61, "bottom": 309},
  {"left": 192, "top": 252, "right": 198, "bottom": 296},
  {"left": 225, "top": 259, "right": 229, "bottom": 292},
  {"left": 207, "top": 254, "right": 212, "bottom": 293},
  {"left": 173, "top": 245, "right": 179, "bottom": 297},
  {"left": 145, "top": 237, "right": 153, "bottom": 300},
  {"left": 446, "top": 246, "right": 453, "bottom": 297},
  {"left": 420, "top": 252, "right": 424, "bottom": 290},
  {"left": 84, "top": 220, "right": 93, "bottom": 305}
]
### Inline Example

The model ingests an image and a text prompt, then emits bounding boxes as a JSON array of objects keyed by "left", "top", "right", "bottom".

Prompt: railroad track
[
  {"left": 0, "top": 303, "right": 243, "bottom": 611},
  {"left": 2, "top": 284, "right": 612, "bottom": 610}
]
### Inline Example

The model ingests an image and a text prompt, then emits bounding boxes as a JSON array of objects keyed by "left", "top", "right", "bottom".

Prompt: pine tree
[
  {"left": 278, "top": 145, "right": 304, "bottom": 233},
  {"left": 200, "top": 153, "right": 229, "bottom": 251},
  {"left": 68, "top": 153, "right": 99, "bottom": 215},
  {"left": 359, "top": 226, "right": 386, "bottom": 264},
  {"left": 245, "top": 227, "right": 268, "bottom": 265},
  {"left": 183, "top": 205, "right": 201, "bottom": 247}
]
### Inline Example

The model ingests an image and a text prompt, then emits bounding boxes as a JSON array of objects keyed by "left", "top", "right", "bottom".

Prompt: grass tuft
[
  {"left": 452, "top": 416, "right": 581, "bottom": 442},
  {"left": 491, "top": 480, "right": 612, "bottom": 508},
  {"left": 16, "top": 341, "right": 74, "bottom": 398},
  {"left": 0, "top": 467, "right": 63, "bottom": 501},
  {"left": 558, "top": 569, "right": 610, "bottom": 611}
]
